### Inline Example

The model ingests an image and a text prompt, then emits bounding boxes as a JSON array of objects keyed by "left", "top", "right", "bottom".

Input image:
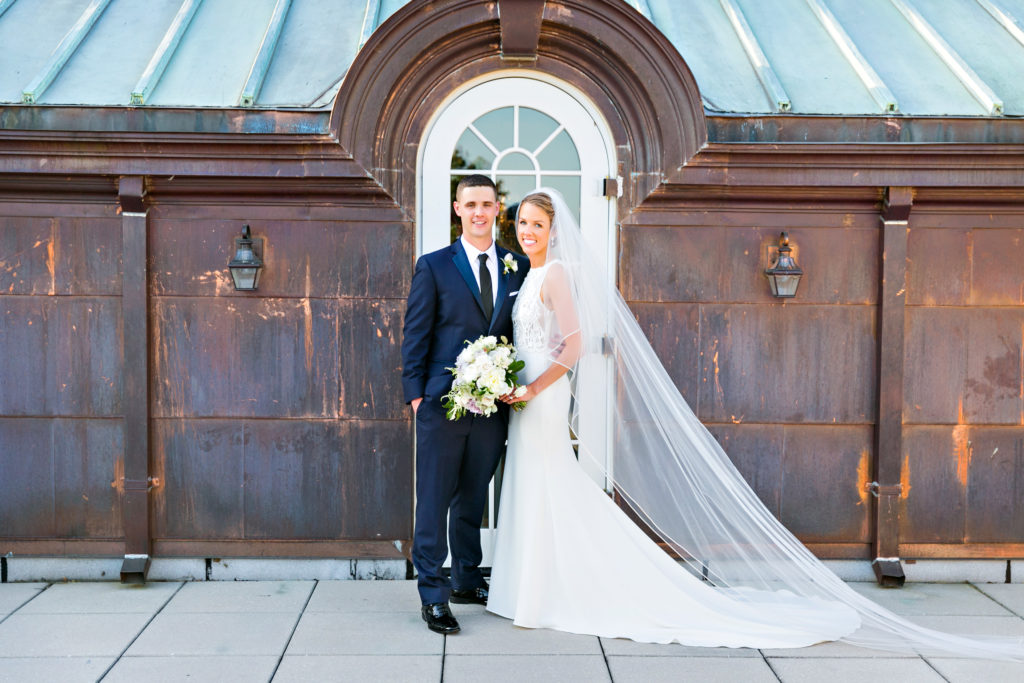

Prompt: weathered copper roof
[{"left": 1, "top": 0, "right": 1022, "bottom": 116}]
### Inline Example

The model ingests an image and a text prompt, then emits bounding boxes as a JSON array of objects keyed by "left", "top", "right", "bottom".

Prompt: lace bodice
[{"left": 512, "top": 262, "right": 553, "bottom": 353}]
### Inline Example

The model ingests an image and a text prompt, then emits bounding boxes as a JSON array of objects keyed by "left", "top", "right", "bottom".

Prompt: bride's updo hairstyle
[{"left": 518, "top": 192, "right": 555, "bottom": 224}]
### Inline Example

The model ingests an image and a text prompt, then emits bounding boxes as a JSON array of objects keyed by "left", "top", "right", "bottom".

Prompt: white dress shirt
[{"left": 460, "top": 236, "right": 498, "bottom": 306}]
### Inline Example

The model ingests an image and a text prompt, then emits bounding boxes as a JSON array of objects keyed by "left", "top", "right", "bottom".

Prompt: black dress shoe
[
  {"left": 421, "top": 602, "right": 460, "bottom": 634},
  {"left": 450, "top": 586, "right": 489, "bottom": 605}
]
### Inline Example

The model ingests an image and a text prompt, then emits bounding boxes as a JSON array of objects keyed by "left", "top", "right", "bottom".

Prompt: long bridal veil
[{"left": 528, "top": 187, "right": 1024, "bottom": 660}]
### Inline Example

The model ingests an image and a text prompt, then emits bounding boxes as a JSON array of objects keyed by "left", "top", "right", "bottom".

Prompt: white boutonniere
[{"left": 502, "top": 253, "right": 518, "bottom": 275}]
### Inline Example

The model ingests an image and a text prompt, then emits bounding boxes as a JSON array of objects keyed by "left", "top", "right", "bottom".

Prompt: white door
[{"left": 418, "top": 74, "right": 617, "bottom": 566}]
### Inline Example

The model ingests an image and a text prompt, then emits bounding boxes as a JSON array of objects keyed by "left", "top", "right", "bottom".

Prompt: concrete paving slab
[
  {"left": 600, "top": 637, "right": 759, "bottom": 657},
  {"left": 769, "top": 656, "right": 945, "bottom": 682},
  {"left": 18, "top": 580, "right": 180, "bottom": 614},
  {"left": 444, "top": 654, "right": 610, "bottom": 682},
  {"left": 305, "top": 579, "right": 413, "bottom": 613},
  {"left": 103, "top": 655, "right": 279, "bottom": 682},
  {"left": 761, "top": 640, "right": 918, "bottom": 658},
  {"left": 285, "top": 611, "right": 444, "bottom": 656},
  {"left": 273, "top": 654, "right": 442, "bottom": 682},
  {"left": 847, "top": 582, "right": 1012, "bottom": 616},
  {"left": 608, "top": 654, "right": 777, "bottom": 683},
  {"left": 909, "top": 615, "right": 1024, "bottom": 638},
  {"left": 162, "top": 580, "right": 314, "bottom": 613},
  {"left": 925, "top": 657, "right": 1024, "bottom": 682},
  {"left": 0, "top": 656, "right": 113, "bottom": 683},
  {"left": 126, "top": 612, "right": 298, "bottom": 656},
  {"left": 1013, "top": 561, "right": 1024, "bottom": 584},
  {"left": 0, "top": 612, "right": 151, "bottom": 656},
  {"left": 445, "top": 609, "right": 602, "bottom": 655},
  {"left": 972, "top": 583, "right": 1024, "bottom": 618},
  {"left": 0, "top": 583, "right": 46, "bottom": 617}
]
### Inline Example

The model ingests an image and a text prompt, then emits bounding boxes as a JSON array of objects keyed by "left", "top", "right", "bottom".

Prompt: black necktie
[{"left": 478, "top": 253, "right": 493, "bottom": 321}]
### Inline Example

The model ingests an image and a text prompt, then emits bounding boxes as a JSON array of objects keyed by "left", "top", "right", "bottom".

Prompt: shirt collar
[{"left": 460, "top": 235, "right": 497, "bottom": 262}]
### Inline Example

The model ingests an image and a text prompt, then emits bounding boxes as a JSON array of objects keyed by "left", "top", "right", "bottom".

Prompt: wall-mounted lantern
[
  {"left": 228, "top": 224, "right": 263, "bottom": 291},
  {"left": 765, "top": 232, "right": 802, "bottom": 298}
]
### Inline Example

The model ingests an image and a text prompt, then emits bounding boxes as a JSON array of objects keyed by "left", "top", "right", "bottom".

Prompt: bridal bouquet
[{"left": 443, "top": 335, "right": 527, "bottom": 420}]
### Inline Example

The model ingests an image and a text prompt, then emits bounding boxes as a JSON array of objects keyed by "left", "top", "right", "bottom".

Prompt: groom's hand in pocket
[{"left": 411, "top": 398, "right": 422, "bottom": 414}]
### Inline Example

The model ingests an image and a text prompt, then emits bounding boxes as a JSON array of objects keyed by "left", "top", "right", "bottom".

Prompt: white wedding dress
[
  {"left": 483, "top": 188, "right": 1023, "bottom": 659},
  {"left": 487, "top": 261, "right": 860, "bottom": 647}
]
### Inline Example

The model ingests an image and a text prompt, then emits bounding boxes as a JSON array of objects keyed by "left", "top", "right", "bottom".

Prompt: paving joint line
[
  {"left": 921, "top": 654, "right": 953, "bottom": 682},
  {"left": 269, "top": 578, "right": 319, "bottom": 681},
  {"left": 0, "top": 582, "right": 53, "bottom": 626},
  {"left": 96, "top": 580, "right": 186, "bottom": 681},
  {"left": 440, "top": 628, "right": 447, "bottom": 683},
  {"left": 966, "top": 581, "right": 1022, "bottom": 617},
  {"left": 758, "top": 648, "right": 783, "bottom": 682},
  {"left": 597, "top": 636, "right": 614, "bottom": 681}
]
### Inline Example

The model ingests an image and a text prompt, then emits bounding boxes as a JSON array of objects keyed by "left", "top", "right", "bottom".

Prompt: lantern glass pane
[
  {"left": 773, "top": 274, "right": 800, "bottom": 297},
  {"left": 231, "top": 266, "right": 258, "bottom": 290}
]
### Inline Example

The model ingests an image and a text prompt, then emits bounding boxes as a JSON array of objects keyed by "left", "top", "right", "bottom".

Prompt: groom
[{"left": 401, "top": 174, "right": 530, "bottom": 634}]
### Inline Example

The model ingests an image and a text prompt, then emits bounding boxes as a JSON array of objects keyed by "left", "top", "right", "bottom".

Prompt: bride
[{"left": 486, "top": 188, "right": 1024, "bottom": 659}]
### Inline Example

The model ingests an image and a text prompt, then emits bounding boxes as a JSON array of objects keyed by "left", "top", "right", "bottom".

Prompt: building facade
[{"left": 1, "top": 0, "right": 1023, "bottom": 582}]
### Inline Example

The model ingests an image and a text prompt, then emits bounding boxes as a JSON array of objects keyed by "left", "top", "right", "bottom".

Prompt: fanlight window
[{"left": 450, "top": 105, "right": 582, "bottom": 249}]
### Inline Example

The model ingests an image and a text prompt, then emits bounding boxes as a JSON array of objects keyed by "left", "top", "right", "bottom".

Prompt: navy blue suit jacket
[{"left": 402, "top": 241, "right": 530, "bottom": 409}]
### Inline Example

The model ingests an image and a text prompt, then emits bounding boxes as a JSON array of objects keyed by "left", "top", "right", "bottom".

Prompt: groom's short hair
[{"left": 455, "top": 174, "right": 497, "bottom": 201}]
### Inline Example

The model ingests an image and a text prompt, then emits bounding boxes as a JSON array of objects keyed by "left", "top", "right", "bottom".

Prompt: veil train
[{"left": 531, "top": 186, "right": 1024, "bottom": 660}]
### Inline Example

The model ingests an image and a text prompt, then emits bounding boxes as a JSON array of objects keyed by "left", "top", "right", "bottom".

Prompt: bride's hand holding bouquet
[{"left": 442, "top": 335, "right": 527, "bottom": 420}]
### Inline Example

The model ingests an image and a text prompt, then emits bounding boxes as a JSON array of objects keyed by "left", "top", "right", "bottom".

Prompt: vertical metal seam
[
  {"left": 130, "top": 0, "right": 204, "bottom": 106},
  {"left": 238, "top": 0, "right": 293, "bottom": 107},
  {"left": 357, "top": 0, "right": 382, "bottom": 51},
  {"left": 889, "top": 0, "right": 1004, "bottom": 115},
  {"left": 975, "top": 0, "right": 1024, "bottom": 49},
  {"left": 20, "top": 0, "right": 114, "bottom": 103},
  {"left": 717, "top": 0, "right": 792, "bottom": 112},
  {"left": 0, "top": 0, "right": 18, "bottom": 21},
  {"left": 804, "top": 0, "right": 899, "bottom": 114}
]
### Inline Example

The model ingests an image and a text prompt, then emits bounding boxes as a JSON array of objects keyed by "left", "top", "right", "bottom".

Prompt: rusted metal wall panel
[
  {"left": 151, "top": 419, "right": 411, "bottom": 541},
  {"left": 0, "top": 418, "right": 124, "bottom": 539},
  {"left": 152, "top": 297, "right": 341, "bottom": 419},
  {"left": 53, "top": 419, "right": 124, "bottom": 538},
  {"left": 147, "top": 206, "right": 413, "bottom": 548},
  {"left": 901, "top": 214, "right": 1024, "bottom": 552},
  {"left": 704, "top": 424, "right": 784, "bottom": 516},
  {"left": 151, "top": 420, "right": 245, "bottom": 540},
  {"left": 0, "top": 419, "right": 56, "bottom": 537},
  {"left": 905, "top": 309, "right": 1023, "bottom": 425},
  {"left": 0, "top": 216, "right": 122, "bottom": 295},
  {"left": 0, "top": 297, "right": 122, "bottom": 415},
  {"left": 902, "top": 425, "right": 1024, "bottom": 544},
  {"left": 0, "top": 208, "right": 126, "bottom": 548},
  {"left": 620, "top": 201, "right": 881, "bottom": 549},
  {"left": 149, "top": 219, "right": 410, "bottom": 299},
  {"left": 338, "top": 299, "right": 406, "bottom": 421},
  {"left": 631, "top": 303, "right": 701, "bottom": 406},
  {"left": 697, "top": 304, "right": 875, "bottom": 424},
  {"left": 963, "top": 428, "right": 1024, "bottom": 543},
  {"left": 704, "top": 424, "right": 871, "bottom": 544},
  {"left": 900, "top": 426, "right": 966, "bottom": 543},
  {"left": 779, "top": 426, "right": 872, "bottom": 544},
  {"left": 621, "top": 225, "right": 878, "bottom": 305}
]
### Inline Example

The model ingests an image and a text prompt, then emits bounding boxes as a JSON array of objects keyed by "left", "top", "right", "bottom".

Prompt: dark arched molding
[{"left": 331, "top": 0, "right": 706, "bottom": 217}]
